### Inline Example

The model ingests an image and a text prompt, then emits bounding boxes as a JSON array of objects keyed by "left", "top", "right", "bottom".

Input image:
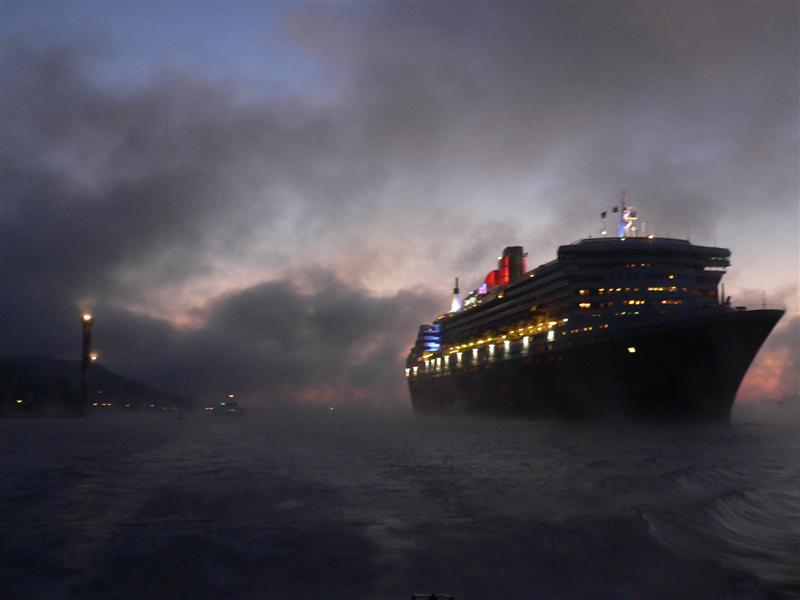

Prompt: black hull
[{"left": 408, "top": 309, "right": 783, "bottom": 422}]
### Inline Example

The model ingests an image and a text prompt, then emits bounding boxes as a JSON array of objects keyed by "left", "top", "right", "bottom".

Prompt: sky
[{"left": 2, "top": 1, "right": 798, "bottom": 410}]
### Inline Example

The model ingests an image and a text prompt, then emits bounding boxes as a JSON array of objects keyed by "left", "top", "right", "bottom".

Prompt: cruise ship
[{"left": 405, "top": 200, "right": 783, "bottom": 421}]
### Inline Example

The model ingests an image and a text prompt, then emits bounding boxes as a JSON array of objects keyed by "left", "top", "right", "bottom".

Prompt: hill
[{"left": 0, "top": 356, "right": 191, "bottom": 415}]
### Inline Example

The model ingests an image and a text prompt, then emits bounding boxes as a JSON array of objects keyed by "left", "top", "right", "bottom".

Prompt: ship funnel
[
  {"left": 502, "top": 247, "right": 525, "bottom": 283},
  {"left": 450, "top": 277, "right": 462, "bottom": 312}
]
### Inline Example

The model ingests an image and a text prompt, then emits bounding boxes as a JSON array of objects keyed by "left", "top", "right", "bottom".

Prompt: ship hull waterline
[{"left": 408, "top": 309, "right": 783, "bottom": 422}]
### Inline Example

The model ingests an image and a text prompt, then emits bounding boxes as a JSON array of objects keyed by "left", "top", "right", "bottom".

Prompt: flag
[
  {"left": 612, "top": 206, "right": 619, "bottom": 213},
  {"left": 600, "top": 211, "right": 607, "bottom": 219}
]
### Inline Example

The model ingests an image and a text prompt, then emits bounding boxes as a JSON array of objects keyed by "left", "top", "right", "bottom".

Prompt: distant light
[
  {"left": 90, "top": 352, "right": 98, "bottom": 361},
  {"left": 627, "top": 346, "right": 636, "bottom": 354},
  {"left": 329, "top": 407, "right": 335, "bottom": 411},
  {"left": 228, "top": 393, "right": 235, "bottom": 399},
  {"left": 82, "top": 313, "right": 93, "bottom": 322},
  {"left": 620, "top": 237, "right": 626, "bottom": 241},
  {"left": 647, "top": 234, "right": 654, "bottom": 239},
  {"left": 668, "top": 274, "right": 675, "bottom": 280},
  {"left": 16, "top": 399, "right": 23, "bottom": 404},
  {"left": 547, "top": 330, "right": 555, "bottom": 342}
]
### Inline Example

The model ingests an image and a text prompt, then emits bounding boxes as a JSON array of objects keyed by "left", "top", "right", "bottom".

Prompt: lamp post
[{"left": 79, "top": 313, "right": 93, "bottom": 416}]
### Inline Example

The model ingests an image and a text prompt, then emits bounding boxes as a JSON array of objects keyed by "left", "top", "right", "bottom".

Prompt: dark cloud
[
  {"left": 1, "top": 2, "right": 797, "bottom": 404},
  {"left": 89, "top": 273, "right": 439, "bottom": 407}
]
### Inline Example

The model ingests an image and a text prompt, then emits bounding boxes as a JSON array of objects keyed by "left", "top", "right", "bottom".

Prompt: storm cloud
[
  {"left": 85, "top": 272, "right": 439, "bottom": 407},
  {"left": 2, "top": 2, "right": 797, "bottom": 407}
]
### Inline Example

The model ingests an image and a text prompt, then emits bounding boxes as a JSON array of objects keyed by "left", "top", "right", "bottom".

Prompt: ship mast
[{"left": 618, "top": 189, "right": 640, "bottom": 237}]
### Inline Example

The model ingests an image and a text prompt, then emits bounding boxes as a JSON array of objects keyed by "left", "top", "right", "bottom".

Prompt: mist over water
[{"left": 1, "top": 410, "right": 798, "bottom": 599}]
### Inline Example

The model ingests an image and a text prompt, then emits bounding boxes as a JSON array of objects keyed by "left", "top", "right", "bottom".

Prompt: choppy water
[{"left": 1, "top": 411, "right": 798, "bottom": 599}]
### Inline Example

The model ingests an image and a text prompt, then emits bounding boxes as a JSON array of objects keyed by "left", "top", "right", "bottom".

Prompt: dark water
[{"left": 1, "top": 412, "right": 798, "bottom": 599}]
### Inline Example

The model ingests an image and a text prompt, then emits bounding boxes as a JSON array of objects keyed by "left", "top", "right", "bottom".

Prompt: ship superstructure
[{"left": 406, "top": 202, "right": 783, "bottom": 421}]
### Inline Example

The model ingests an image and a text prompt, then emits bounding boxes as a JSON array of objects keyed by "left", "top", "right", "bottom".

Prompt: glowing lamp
[
  {"left": 627, "top": 346, "right": 637, "bottom": 354},
  {"left": 82, "top": 313, "right": 93, "bottom": 322}
]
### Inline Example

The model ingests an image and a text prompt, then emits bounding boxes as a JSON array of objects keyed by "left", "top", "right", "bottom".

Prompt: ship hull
[{"left": 408, "top": 309, "right": 783, "bottom": 422}]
